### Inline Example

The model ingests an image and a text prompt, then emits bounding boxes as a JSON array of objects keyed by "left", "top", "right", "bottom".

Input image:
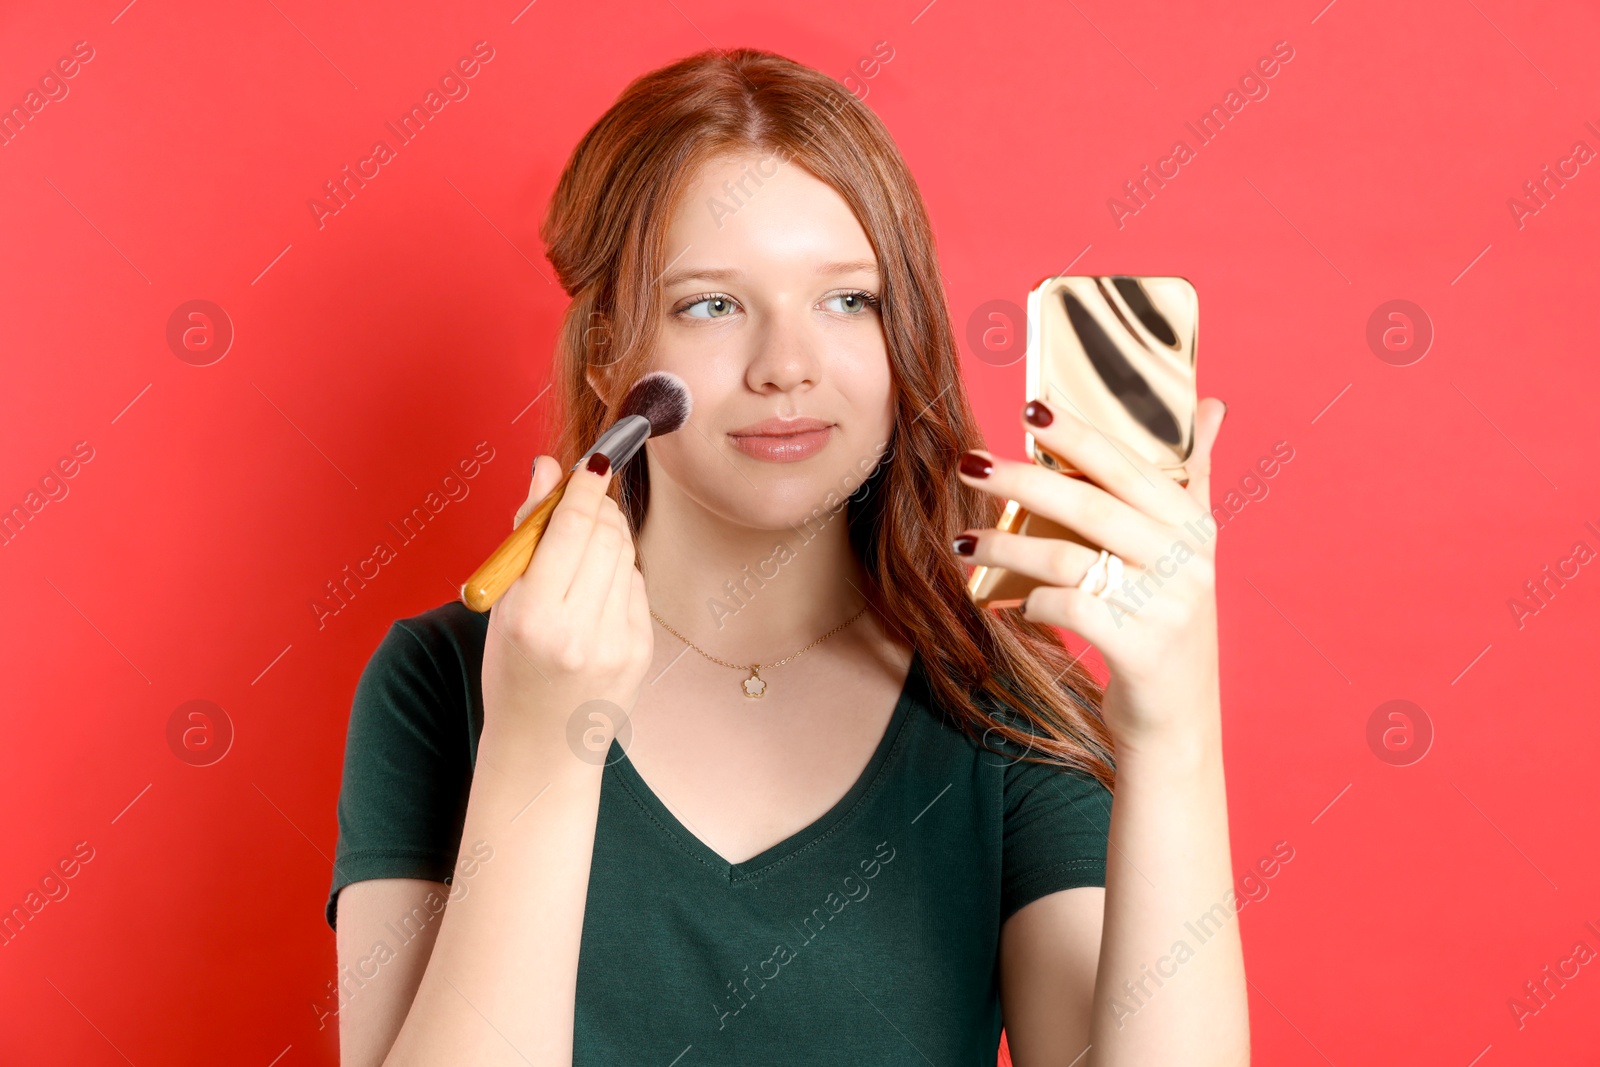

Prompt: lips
[
  {"left": 729, "top": 417, "right": 834, "bottom": 437},
  {"left": 727, "top": 417, "right": 835, "bottom": 463}
]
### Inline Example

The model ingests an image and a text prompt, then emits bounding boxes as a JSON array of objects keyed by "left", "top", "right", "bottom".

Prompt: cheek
[
  {"left": 838, "top": 340, "right": 895, "bottom": 436},
  {"left": 647, "top": 333, "right": 740, "bottom": 409},
  {"left": 645, "top": 432, "right": 702, "bottom": 479}
]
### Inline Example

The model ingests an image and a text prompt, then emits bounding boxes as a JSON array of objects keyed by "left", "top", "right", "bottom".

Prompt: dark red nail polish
[
  {"left": 952, "top": 534, "right": 977, "bottom": 556},
  {"left": 586, "top": 453, "right": 611, "bottom": 476},
  {"left": 1023, "top": 400, "right": 1053, "bottom": 428},
  {"left": 958, "top": 451, "right": 992, "bottom": 479}
]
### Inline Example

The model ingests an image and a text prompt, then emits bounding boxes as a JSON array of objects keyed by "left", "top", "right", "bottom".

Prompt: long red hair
[{"left": 538, "top": 47, "right": 1116, "bottom": 789}]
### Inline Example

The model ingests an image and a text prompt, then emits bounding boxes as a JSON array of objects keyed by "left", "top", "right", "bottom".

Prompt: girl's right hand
[{"left": 480, "top": 454, "right": 654, "bottom": 753}]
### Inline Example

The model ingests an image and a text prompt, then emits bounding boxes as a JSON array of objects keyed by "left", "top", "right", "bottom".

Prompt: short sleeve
[
  {"left": 324, "top": 619, "right": 474, "bottom": 931},
  {"left": 1001, "top": 752, "right": 1113, "bottom": 923}
]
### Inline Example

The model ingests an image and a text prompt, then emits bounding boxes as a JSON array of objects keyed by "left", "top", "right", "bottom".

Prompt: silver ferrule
[{"left": 573, "top": 414, "right": 651, "bottom": 473}]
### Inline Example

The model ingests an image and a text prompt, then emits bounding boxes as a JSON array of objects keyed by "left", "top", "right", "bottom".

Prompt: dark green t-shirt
[{"left": 327, "top": 600, "right": 1111, "bottom": 1064}]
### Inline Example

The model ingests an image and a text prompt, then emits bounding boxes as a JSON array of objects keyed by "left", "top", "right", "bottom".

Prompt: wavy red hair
[{"left": 538, "top": 47, "right": 1116, "bottom": 789}]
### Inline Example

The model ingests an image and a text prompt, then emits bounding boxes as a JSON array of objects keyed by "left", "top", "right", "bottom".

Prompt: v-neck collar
[{"left": 608, "top": 649, "right": 923, "bottom": 884}]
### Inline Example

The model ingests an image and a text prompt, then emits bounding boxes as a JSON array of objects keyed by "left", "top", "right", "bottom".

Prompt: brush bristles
[{"left": 619, "top": 370, "right": 692, "bottom": 436}]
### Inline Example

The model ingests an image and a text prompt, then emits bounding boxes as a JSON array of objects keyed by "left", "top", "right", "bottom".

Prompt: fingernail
[
  {"left": 586, "top": 453, "right": 611, "bottom": 476},
  {"left": 1023, "top": 400, "right": 1053, "bottom": 428},
  {"left": 1221, "top": 400, "right": 1230, "bottom": 421},
  {"left": 952, "top": 534, "right": 977, "bottom": 556},
  {"left": 958, "top": 451, "right": 992, "bottom": 479},
  {"left": 531, "top": 457, "right": 540, "bottom": 478}
]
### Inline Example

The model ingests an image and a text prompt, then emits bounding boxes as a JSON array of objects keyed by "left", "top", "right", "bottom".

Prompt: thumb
[
  {"left": 1182, "top": 397, "right": 1227, "bottom": 518},
  {"left": 513, "top": 454, "right": 564, "bottom": 528}
]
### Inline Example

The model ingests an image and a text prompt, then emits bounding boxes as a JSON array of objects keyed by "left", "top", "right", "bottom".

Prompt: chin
[{"left": 710, "top": 468, "right": 862, "bottom": 533}]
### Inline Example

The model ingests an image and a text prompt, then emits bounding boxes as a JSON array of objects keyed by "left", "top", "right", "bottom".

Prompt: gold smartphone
[{"left": 967, "top": 275, "right": 1199, "bottom": 610}]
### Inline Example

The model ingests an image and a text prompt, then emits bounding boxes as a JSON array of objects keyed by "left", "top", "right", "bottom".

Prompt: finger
[
  {"left": 957, "top": 450, "right": 1171, "bottom": 567},
  {"left": 1182, "top": 398, "right": 1227, "bottom": 518},
  {"left": 521, "top": 459, "right": 615, "bottom": 604},
  {"left": 1020, "top": 583, "right": 1139, "bottom": 647},
  {"left": 1021, "top": 399, "right": 1194, "bottom": 524},
  {"left": 600, "top": 512, "right": 637, "bottom": 638},
  {"left": 597, "top": 496, "right": 634, "bottom": 612},
  {"left": 514, "top": 454, "right": 566, "bottom": 528},
  {"left": 561, "top": 494, "right": 628, "bottom": 633},
  {"left": 626, "top": 566, "right": 650, "bottom": 639},
  {"left": 954, "top": 527, "right": 1106, "bottom": 591}
]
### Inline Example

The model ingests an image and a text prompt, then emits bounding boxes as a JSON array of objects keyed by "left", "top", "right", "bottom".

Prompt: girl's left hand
[{"left": 953, "top": 397, "right": 1228, "bottom": 747}]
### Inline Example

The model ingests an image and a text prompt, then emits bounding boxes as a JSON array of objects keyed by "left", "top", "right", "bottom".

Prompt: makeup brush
[{"left": 461, "top": 371, "right": 692, "bottom": 613}]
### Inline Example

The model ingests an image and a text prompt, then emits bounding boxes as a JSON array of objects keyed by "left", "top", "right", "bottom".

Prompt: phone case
[{"left": 967, "top": 275, "right": 1199, "bottom": 610}]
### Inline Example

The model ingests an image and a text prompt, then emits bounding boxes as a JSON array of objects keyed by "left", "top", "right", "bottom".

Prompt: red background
[{"left": 3, "top": 0, "right": 1598, "bottom": 1063}]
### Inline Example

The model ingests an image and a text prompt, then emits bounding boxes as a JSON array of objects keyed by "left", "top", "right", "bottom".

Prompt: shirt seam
[
  {"left": 336, "top": 847, "right": 457, "bottom": 860},
  {"left": 1005, "top": 859, "right": 1108, "bottom": 917},
  {"left": 393, "top": 617, "right": 451, "bottom": 695},
  {"left": 609, "top": 683, "right": 923, "bottom": 884},
  {"left": 611, "top": 769, "right": 731, "bottom": 876},
  {"left": 731, "top": 699, "right": 918, "bottom": 882},
  {"left": 1011, "top": 857, "right": 1104, "bottom": 877}
]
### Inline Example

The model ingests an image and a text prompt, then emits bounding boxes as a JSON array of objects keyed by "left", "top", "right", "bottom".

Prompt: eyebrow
[{"left": 659, "top": 258, "right": 880, "bottom": 290}]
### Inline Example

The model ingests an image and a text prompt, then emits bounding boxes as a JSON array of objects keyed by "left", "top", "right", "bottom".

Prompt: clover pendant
[{"left": 742, "top": 667, "right": 766, "bottom": 699}]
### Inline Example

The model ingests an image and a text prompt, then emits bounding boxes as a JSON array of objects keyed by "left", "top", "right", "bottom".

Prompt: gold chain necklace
[{"left": 648, "top": 603, "right": 870, "bottom": 699}]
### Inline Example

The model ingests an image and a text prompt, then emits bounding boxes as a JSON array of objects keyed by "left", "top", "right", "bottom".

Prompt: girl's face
[{"left": 636, "top": 150, "right": 896, "bottom": 533}]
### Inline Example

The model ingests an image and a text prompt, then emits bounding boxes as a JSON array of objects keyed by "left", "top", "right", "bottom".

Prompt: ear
[
  {"left": 581, "top": 311, "right": 619, "bottom": 406},
  {"left": 584, "top": 361, "right": 609, "bottom": 405}
]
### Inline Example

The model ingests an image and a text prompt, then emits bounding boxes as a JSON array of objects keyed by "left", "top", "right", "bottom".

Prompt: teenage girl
[{"left": 328, "top": 47, "right": 1248, "bottom": 1067}]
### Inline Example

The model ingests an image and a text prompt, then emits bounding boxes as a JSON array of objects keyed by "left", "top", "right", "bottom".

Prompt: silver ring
[{"left": 1079, "top": 549, "right": 1124, "bottom": 599}]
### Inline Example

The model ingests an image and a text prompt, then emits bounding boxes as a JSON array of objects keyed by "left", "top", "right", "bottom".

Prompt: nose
[{"left": 745, "top": 303, "right": 821, "bottom": 397}]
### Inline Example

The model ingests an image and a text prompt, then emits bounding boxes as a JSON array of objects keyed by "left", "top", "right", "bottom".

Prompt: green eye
[
  {"left": 680, "top": 295, "right": 737, "bottom": 319},
  {"left": 824, "top": 290, "right": 882, "bottom": 314}
]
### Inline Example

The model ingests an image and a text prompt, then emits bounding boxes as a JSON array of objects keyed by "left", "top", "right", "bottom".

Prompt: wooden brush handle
[{"left": 461, "top": 468, "right": 575, "bottom": 613}]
